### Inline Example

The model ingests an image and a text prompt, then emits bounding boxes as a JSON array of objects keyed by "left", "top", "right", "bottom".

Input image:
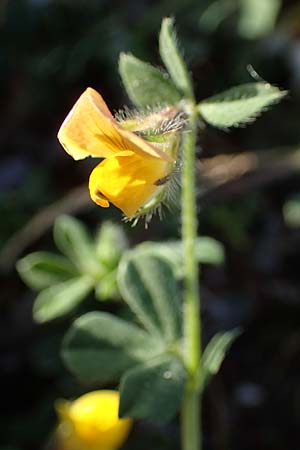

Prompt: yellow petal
[
  {"left": 89, "top": 150, "right": 171, "bottom": 217},
  {"left": 57, "top": 390, "right": 132, "bottom": 450},
  {"left": 57, "top": 87, "right": 173, "bottom": 162},
  {"left": 57, "top": 88, "right": 126, "bottom": 160},
  {"left": 115, "top": 122, "right": 174, "bottom": 162}
]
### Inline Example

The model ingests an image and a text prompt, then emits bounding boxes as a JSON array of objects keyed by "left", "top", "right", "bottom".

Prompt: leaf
[
  {"left": 54, "top": 215, "right": 102, "bottom": 276},
  {"left": 283, "top": 198, "right": 300, "bottom": 228},
  {"left": 95, "top": 270, "right": 118, "bottom": 301},
  {"left": 238, "top": 0, "right": 281, "bottom": 39},
  {"left": 120, "top": 355, "right": 186, "bottom": 423},
  {"left": 33, "top": 276, "right": 93, "bottom": 323},
  {"left": 194, "top": 236, "right": 224, "bottom": 265},
  {"left": 118, "top": 253, "right": 181, "bottom": 341},
  {"left": 95, "top": 221, "right": 128, "bottom": 268},
  {"left": 136, "top": 236, "right": 224, "bottom": 278},
  {"left": 198, "top": 0, "right": 237, "bottom": 33},
  {"left": 16, "top": 251, "right": 77, "bottom": 290},
  {"left": 197, "top": 82, "right": 287, "bottom": 128},
  {"left": 159, "top": 17, "right": 193, "bottom": 98},
  {"left": 119, "top": 53, "right": 181, "bottom": 108},
  {"left": 62, "top": 312, "right": 164, "bottom": 384},
  {"left": 199, "top": 329, "right": 241, "bottom": 389}
]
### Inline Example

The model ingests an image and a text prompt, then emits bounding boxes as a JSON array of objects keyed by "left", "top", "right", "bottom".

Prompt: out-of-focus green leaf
[
  {"left": 119, "top": 53, "right": 181, "bottom": 108},
  {"left": 136, "top": 237, "right": 224, "bottom": 277},
  {"left": 198, "top": 0, "right": 236, "bottom": 33},
  {"left": 54, "top": 215, "right": 102, "bottom": 277},
  {"left": 16, "top": 252, "right": 77, "bottom": 290},
  {"left": 238, "top": 0, "right": 281, "bottom": 39},
  {"left": 95, "top": 221, "right": 128, "bottom": 268},
  {"left": 120, "top": 355, "right": 186, "bottom": 423},
  {"left": 118, "top": 253, "right": 181, "bottom": 341},
  {"left": 62, "top": 312, "right": 164, "bottom": 384},
  {"left": 283, "top": 198, "right": 300, "bottom": 228},
  {"left": 159, "top": 17, "right": 193, "bottom": 98},
  {"left": 199, "top": 329, "right": 240, "bottom": 389},
  {"left": 95, "top": 270, "right": 118, "bottom": 301},
  {"left": 198, "top": 82, "right": 286, "bottom": 128},
  {"left": 33, "top": 276, "right": 93, "bottom": 323}
]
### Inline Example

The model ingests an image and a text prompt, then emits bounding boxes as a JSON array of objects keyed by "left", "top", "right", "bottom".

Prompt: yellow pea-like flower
[
  {"left": 56, "top": 390, "right": 132, "bottom": 450},
  {"left": 57, "top": 87, "right": 175, "bottom": 217}
]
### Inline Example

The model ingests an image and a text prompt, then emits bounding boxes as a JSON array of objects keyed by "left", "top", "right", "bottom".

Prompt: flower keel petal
[{"left": 89, "top": 151, "right": 171, "bottom": 217}]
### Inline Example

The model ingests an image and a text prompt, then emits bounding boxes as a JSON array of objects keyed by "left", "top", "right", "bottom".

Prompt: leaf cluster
[
  {"left": 119, "top": 18, "right": 286, "bottom": 129},
  {"left": 17, "top": 211, "right": 231, "bottom": 422},
  {"left": 17, "top": 216, "right": 128, "bottom": 322}
]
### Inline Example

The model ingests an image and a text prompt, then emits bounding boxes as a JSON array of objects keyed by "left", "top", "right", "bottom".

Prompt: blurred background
[{"left": 1, "top": 0, "right": 300, "bottom": 449}]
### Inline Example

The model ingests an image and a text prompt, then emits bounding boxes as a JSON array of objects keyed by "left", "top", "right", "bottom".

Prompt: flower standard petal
[
  {"left": 57, "top": 88, "right": 125, "bottom": 160},
  {"left": 57, "top": 87, "right": 173, "bottom": 162},
  {"left": 89, "top": 151, "right": 171, "bottom": 217}
]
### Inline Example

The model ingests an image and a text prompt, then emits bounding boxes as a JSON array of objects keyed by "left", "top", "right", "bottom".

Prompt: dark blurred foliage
[{"left": 2, "top": 0, "right": 300, "bottom": 449}]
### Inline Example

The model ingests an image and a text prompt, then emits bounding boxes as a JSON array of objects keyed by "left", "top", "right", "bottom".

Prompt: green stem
[
  {"left": 181, "top": 106, "right": 201, "bottom": 450},
  {"left": 181, "top": 389, "right": 201, "bottom": 450}
]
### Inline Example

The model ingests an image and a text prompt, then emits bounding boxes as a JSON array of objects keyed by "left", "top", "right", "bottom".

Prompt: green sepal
[
  {"left": 119, "top": 53, "right": 181, "bottom": 108},
  {"left": 197, "top": 82, "right": 287, "bottom": 128},
  {"left": 118, "top": 252, "right": 181, "bottom": 341},
  {"left": 62, "top": 312, "right": 164, "bottom": 384},
  {"left": 120, "top": 355, "right": 186, "bottom": 423}
]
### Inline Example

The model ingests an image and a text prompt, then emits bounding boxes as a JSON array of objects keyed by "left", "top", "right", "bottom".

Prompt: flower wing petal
[
  {"left": 115, "top": 125, "right": 174, "bottom": 162},
  {"left": 57, "top": 88, "right": 126, "bottom": 160},
  {"left": 89, "top": 151, "right": 171, "bottom": 217}
]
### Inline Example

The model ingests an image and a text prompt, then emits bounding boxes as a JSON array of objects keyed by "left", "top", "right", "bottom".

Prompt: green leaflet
[
  {"left": 238, "top": 0, "right": 282, "bottom": 39},
  {"left": 198, "top": 329, "right": 241, "bottom": 389},
  {"left": 54, "top": 215, "right": 101, "bottom": 276},
  {"left": 120, "top": 355, "right": 186, "bottom": 423},
  {"left": 62, "top": 312, "right": 164, "bottom": 384},
  {"left": 135, "top": 236, "right": 224, "bottom": 278},
  {"left": 95, "top": 221, "right": 128, "bottom": 268},
  {"left": 16, "top": 251, "right": 78, "bottom": 290},
  {"left": 118, "top": 253, "right": 181, "bottom": 342},
  {"left": 33, "top": 275, "right": 93, "bottom": 323},
  {"left": 159, "top": 17, "right": 193, "bottom": 98},
  {"left": 198, "top": 82, "right": 286, "bottom": 128},
  {"left": 119, "top": 53, "right": 181, "bottom": 108}
]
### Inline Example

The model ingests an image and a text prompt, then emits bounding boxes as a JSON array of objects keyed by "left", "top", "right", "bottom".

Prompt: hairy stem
[{"left": 181, "top": 107, "right": 202, "bottom": 450}]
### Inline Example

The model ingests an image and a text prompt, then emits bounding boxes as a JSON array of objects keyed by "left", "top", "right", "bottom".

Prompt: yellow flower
[
  {"left": 57, "top": 87, "right": 175, "bottom": 217},
  {"left": 56, "top": 390, "right": 132, "bottom": 450}
]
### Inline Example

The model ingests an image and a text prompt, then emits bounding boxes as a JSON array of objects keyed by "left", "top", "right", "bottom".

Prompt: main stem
[{"left": 181, "top": 107, "right": 202, "bottom": 450}]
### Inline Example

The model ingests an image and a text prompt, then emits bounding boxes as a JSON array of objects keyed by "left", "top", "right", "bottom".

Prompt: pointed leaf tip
[
  {"left": 159, "top": 17, "right": 193, "bottom": 98},
  {"left": 198, "top": 82, "right": 287, "bottom": 128}
]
